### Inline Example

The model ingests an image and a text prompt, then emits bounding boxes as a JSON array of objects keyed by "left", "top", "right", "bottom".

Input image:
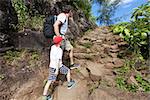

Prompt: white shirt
[
  {"left": 49, "top": 45, "right": 63, "bottom": 68},
  {"left": 57, "top": 13, "right": 68, "bottom": 35}
]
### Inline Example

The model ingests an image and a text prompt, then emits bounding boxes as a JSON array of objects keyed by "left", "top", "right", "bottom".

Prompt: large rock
[
  {"left": 53, "top": 80, "right": 89, "bottom": 100},
  {"left": 0, "top": 0, "right": 18, "bottom": 48},
  {"left": 0, "top": 0, "right": 94, "bottom": 49},
  {"left": 90, "top": 87, "right": 150, "bottom": 100},
  {"left": 15, "top": 0, "right": 95, "bottom": 49}
]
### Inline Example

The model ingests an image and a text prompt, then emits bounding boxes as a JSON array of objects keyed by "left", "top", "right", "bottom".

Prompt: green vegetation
[
  {"left": 71, "top": 0, "right": 96, "bottom": 23},
  {"left": 94, "top": 0, "right": 121, "bottom": 25},
  {"left": 30, "top": 51, "right": 40, "bottom": 60},
  {"left": 135, "top": 74, "right": 150, "bottom": 92},
  {"left": 12, "top": 0, "right": 29, "bottom": 30},
  {"left": 72, "top": 0, "right": 92, "bottom": 18},
  {"left": 115, "top": 53, "right": 150, "bottom": 92},
  {"left": 12, "top": 0, "right": 44, "bottom": 30},
  {"left": 3, "top": 49, "right": 41, "bottom": 68},
  {"left": 3, "top": 50, "right": 21, "bottom": 62},
  {"left": 112, "top": 2, "right": 150, "bottom": 92},
  {"left": 3, "top": 0, "right": 149, "bottom": 94},
  {"left": 12, "top": 0, "right": 95, "bottom": 31},
  {"left": 28, "top": 51, "right": 40, "bottom": 67},
  {"left": 88, "top": 80, "right": 101, "bottom": 95},
  {"left": 25, "top": 15, "right": 44, "bottom": 31},
  {"left": 115, "top": 76, "right": 128, "bottom": 90},
  {"left": 112, "top": 2, "right": 149, "bottom": 58},
  {"left": 115, "top": 61, "right": 150, "bottom": 92},
  {"left": 81, "top": 42, "right": 93, "bottom": 48}
]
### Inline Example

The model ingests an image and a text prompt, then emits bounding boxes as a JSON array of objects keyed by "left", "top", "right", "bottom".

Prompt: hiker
[
  {"left": 42, "top": 36, "right": 75, "bottom": 100},
  {"left": 53, "top": 5, "right": 80, "bottom": 69}
]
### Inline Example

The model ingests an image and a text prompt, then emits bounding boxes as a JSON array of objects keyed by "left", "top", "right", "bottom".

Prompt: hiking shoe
[
  {"left": 42, "top": 95, "right": 52, "bottom": 100},
  {"left": 68, "top": 80, "right": 76, "bottom": 89},
  {"left": 42, "top": 96, "right": 47, "bottom": 100},
  {"left": 47, "top": 95, "right": 53, "bottom": 100},
  {"left": 70, "top": 63, "right": 80, "bottom": 69}
]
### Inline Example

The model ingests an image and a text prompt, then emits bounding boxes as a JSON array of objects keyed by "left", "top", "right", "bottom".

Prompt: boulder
[{"left": 0, "top": 0, "right": 18, "bottom": 48}]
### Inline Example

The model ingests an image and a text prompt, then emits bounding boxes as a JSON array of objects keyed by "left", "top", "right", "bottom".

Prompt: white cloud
[
  {"left": 109, "top": 0, "right": 134, "bottom": 5},
  {"left": 109, "top": 0, "right": 116, "bottom": 4},
  {"left": 108, "top": 0, "right": 117, "bottom": 5},
  {"left": 121, "top": 0, "right": 134, "bottom": 5}
]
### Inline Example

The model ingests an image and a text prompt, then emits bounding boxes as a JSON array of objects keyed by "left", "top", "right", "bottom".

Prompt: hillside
[
  {"left": 0, "top": 27, "right": 149, "bottom": 100},
  {"left": 0, "top": 0, "right": 149, "bottom": 100}
]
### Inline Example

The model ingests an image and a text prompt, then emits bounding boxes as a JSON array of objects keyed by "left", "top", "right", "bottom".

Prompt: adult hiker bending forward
[
  {"left": 54, "top": 5, "right": 80, "bottom": 69},
  {"left": 42, "top": 36, "right": 75, "bottom": 100}
]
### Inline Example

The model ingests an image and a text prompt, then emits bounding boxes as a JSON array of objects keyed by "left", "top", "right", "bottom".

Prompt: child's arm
[
  {"left": 54, "top": 48, "right": 63, "bottom": 75},
  {"left": 54, "top": 59, "right": 62, "bottom": 75},
  {"left": 54, "top": 60, "right": 59, "bottom": 75}
]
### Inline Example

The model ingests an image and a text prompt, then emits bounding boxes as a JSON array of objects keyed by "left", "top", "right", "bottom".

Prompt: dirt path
[
  {"left": 50, "top": 27, "right": 149, "bottom": 100},
  {"left": 1, "top": 27, "right": 149, "bottom": 100}
]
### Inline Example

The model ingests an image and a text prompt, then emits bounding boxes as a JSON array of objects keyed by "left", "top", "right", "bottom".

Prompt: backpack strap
[{"left": 54, "top": 15, "right": 57, "bottom": 22}]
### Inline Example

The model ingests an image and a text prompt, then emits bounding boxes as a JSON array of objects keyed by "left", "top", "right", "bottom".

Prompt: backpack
[{"left": 43, "top": 15, "right": 57, "bottom": 38}]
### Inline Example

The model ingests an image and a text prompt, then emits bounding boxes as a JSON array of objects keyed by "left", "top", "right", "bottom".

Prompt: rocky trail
[{"left": 0, "top": 27, "right": 149, "bottom": 100}]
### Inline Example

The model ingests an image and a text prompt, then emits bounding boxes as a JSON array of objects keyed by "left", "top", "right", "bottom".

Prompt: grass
[
  {"left": 88, "top": 80, "right": 101, "bottom": 95},
  {"left": 81, "top": 42, "right": 93, "bottom": 48},
  {"left": 3, "top": 49, "right": 41, "bottom": 68},
  {"left": 30, "top": 51, "right": 40, "bottom": 60},
  {"left": 114, "top": 58, "right": 150, "bottom": 92},
  {"left": 3, "top": 50, "right": 21, "bottom": 63}
]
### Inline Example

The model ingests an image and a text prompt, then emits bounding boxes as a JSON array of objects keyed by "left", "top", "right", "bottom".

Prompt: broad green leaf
[
  {"left": 141, "top": 32, "right": 147, "bottom": 39},
  {"left": 124, "top": 29, "right": 130, "bottom": 37},
  {"left": 144, "top": 30, "right": 150, "bottom": 33},
  {"left": 120, "top": 26, "right": 124, "bottom": 32},
  {"left": 140, "top": 41, "right": 147, "bottom": 45},
  {"left": 119, "top": 33, "right": 124, "bottom": 38},
  {"left": 133, "top": 32, "right": 140, "bottom": 36},
  {"left": 113, "top": 27, "right": 120, "bottom": 34}
]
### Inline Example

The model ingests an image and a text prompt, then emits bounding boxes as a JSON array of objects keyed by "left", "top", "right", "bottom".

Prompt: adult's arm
[{"left": 53, "top": 20, "right": 61, "bottom": 36}]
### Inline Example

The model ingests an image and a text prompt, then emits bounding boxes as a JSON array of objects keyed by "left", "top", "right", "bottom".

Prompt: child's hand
[
  {"left": 60, "top": 35, "right": 65, "bottom": 39},
  {"left": 54, "top": 68, "right": 59, "bottom": 75}
]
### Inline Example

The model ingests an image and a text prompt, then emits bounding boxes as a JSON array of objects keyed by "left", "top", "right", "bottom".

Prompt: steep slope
[
  {"left": 6, "top": 27, "right": 149, "bottom": 100},
  {"left": 51, "top": 27, "right": 150, "bottom": 100},
  {"left": 0, "top": 0, "right": 95, "bottom": 50}
]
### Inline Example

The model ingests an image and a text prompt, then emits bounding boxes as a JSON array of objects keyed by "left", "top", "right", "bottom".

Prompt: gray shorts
[
  {"left": 61, "top": 38, "right": 73, "bottom": 51},
  {"left": 48, "top": 65, "right": 69, "bottom": 81}
]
